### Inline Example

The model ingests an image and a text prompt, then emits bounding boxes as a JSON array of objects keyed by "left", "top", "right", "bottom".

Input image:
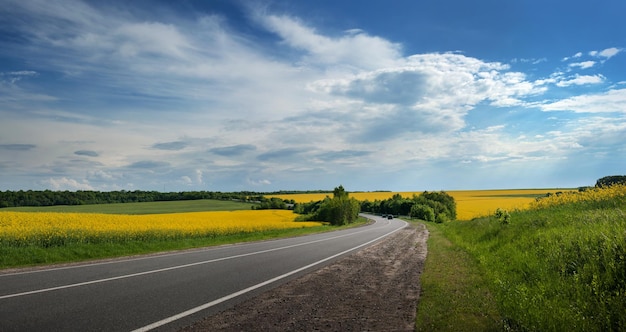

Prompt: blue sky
[{"left": 1, "top": 0, "right": 625, "bottom": 192}]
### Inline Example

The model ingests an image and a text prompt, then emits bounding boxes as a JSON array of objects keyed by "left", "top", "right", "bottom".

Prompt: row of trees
[
  {"left": 360, "top": 191, "right": 456, "bottom": 223},
  {"left": 0, "top": 190, "right": 264, "bottom": 208}
]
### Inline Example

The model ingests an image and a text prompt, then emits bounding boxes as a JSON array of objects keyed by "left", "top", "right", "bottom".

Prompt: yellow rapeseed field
[
  {"left": 530, "top": 184, "right": 626, "bottom": 209},
  {"left": 272, "top": 189, "right": 563, "bottom": 220},
  {"left": 0, "top": 210, "right": 322, "bottom": 247}
]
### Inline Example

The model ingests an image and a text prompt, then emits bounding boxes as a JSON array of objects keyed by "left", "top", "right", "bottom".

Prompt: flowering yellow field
[
  {"left": 0, "top": 210, "right": 322, "bottom": 247},
  {"left": 530, "top": 184, "right": 626, "bottom": 209},
  {"left": 272, "top": 189, "right": 563, "bottom": 220}
]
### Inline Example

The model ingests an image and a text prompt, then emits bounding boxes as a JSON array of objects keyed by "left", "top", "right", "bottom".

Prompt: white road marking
[
  {"left": 131, "top": 219, "right": 406, "bottom": 332},
  {"left": 0, "top": 218, "right": 391, "bottom": 300},
  {"left": 0, "top": 222, "right": 373, "bottom": 277}
]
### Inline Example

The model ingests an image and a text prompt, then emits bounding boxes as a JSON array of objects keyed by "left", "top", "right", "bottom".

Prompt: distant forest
[{"left": 0, "top": 190, "right": 270, "bottom": 208}]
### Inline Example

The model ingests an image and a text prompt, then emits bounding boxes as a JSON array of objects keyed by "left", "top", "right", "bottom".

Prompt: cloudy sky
[{"left": 1, "top": 0, "right": 625, "bottom": 192}]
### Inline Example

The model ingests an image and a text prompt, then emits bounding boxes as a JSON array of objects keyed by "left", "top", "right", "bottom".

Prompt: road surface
[{"left": 0, "top": 214, "right": 406, "bottom": 331}]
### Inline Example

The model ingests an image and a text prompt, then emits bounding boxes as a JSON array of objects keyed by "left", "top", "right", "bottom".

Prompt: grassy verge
[
  {"left": 414, "top": 221, "right": 501, "bottom": 331},
  {"left": 0, "top": 217, "right": 368, "bottom": 270},
  {"left": 432, "top": 186, "right": 626, "bottom": 331}
]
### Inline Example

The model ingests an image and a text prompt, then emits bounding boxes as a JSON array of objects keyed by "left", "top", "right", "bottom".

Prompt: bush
[
  {"left": 494, "top": 208, "right": 511, "bottom": 225},
  {"left": 410, "top": 204, "right": 435, "bottom": 222},
  {"left": 413, "top": 191, "right": 456, "bottom": 222},
  {"left": 435, "top": 213, "right": 448, "bottom": 224},
  {"left": 302, "top": 186, "right": 360, "bottom": 226},
  {"left": 596, "top": 175, "right": 626, "bottom": 188}
]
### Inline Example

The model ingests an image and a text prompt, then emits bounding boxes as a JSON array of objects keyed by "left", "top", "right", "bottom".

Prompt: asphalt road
[{"left": 0, "top": 214, "right": 407, "bottom": 331}]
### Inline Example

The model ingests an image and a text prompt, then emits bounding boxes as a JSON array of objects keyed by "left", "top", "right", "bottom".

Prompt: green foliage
[
  {"left": 294, "top": 185, "right": 360, "bottom": 226},
  {"left": 494, "top": 208, "right": 511, "bottom": 224},
  {"left": 317, "top": 194, "right": 361, "bottom": 226},
  {"left": 293, "top": 200, "right": 324, "bottom": 215},
  {"left": 596, "top": 175, "right": 626, "bottom": 188},
  {"left": 360, "top": 191, "right": 456, "bottom": 222},
  {"left": 434, "top": 213, "right": 448, "bottom": 224},
  {"left": 0, "top": 190, "right": 266, "bottom": 208},
  {"left": 252, "top": 197, "right": 287, "bottom": 210},
  {"left": 416, "top": 222, "right": 501, "bottom": 331},
  {"left": 417, "top": 191, "right": 457, "bottom": 220},
  {"left": 410, "top": 204, "right": 435, "bottom": 222},
  {"left": 440, "top": 194, "right": 626, "bottom": 331}
]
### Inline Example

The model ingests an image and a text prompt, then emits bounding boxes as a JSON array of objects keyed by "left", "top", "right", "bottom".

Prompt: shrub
[
  {"left": 410, "top": 204, "right": 435, "bottom": 222},
  {"left": 494, "top": 208, "right": 511, "bottom": 225}
]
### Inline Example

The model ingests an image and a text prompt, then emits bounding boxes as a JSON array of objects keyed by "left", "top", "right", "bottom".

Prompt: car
[
  {"left": 387, "top": 215, "right": 393, "bottom": 219},
  {"left": 381, "top": 214, "right": 386, "bottom": 218}
]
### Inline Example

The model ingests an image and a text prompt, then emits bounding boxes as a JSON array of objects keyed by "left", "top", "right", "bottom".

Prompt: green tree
[
  {"left": 412, "top": 191, "right": 456, "bottom": 222},
  {"left": 315, "top": 186, "right": 360, "bottom": 225},
  {"left": 410, "top": 204, "right": 435, "bottom": 222},
  {"left": 596, "top": 175, "right": 626, "bottom": 188}
]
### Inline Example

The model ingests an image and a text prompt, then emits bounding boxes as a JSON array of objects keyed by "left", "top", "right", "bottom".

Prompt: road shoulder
[{"left": 181, "top": 222, "right": 428, "bottom": 331}]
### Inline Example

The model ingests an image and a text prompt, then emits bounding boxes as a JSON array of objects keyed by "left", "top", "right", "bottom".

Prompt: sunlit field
[
  {"left": 271, "top": 189, "right": 565, "bottom": 220},
  {"left": 0, "top": 210, "right": 323, "bottom": 247}
]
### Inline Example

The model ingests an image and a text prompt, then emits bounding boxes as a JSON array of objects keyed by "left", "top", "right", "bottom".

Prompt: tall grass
[
  {"left": 441, "top": 185, "right": 626, "bottom": 331},
  {"left": 415, "top": 221, "right": 501, "bottom": 331}
]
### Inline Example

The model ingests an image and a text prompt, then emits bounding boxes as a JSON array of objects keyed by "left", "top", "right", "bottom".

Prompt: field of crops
[
  {"left": 0, "top": 210, "right": 323, "bottom": 247},
  {"left": 272, "top": 189, "right": 562, "bottom": 220}
]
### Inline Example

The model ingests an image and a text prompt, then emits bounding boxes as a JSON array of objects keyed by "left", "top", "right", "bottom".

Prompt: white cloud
[
  {"left": 195, "top": 169, "right": 203, "bottom": 184},
  {"left": 41, "top": 177, "right": 94, "bottom": 190},
  {"left": 258, "top": 14, "right": 402, "bottom": 69},
  {"left": 114, "top": 22, "right": 192, "bottom": 59},
  {"left": 556, "top": 74, "right": 605, "bottom": 87},
  {"left": 247, "top": 178, "right": 271, "bottom": 186},
  {"left": 310, "top": 52, "right": 547, "bottom": 141},
  {"left": 1, "top": 2, "right": 624, "bottom": 191},
  {"left": 598, "top": 47, "right": 621, "bottom": 59},
  {"left": 568, "top": 61, "right": 596, "bottom": 69},
  {"left": 589, "top": 47, "right": 622, "bottom": 61},
  {"left": 562, "top": 52, "right": 583, "bottom": 61},
  {"left": 540, "top": 88, "right": 626, "bottom": 113}
]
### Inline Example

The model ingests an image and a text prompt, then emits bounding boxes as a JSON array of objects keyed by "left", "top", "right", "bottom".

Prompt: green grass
[
  {"left": 438, "top": 194, "right": 626, "bottom": 331},
  {"left": 414, "top": 221, "right": 501, "bottom": 331},
  {"left": 1, "top": 199, "right": 254, "bottom": 214}
]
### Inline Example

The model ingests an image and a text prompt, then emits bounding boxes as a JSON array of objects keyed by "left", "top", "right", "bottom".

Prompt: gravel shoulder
[{"left": 181, "top": 222, "right": 429, "bottom": 331}]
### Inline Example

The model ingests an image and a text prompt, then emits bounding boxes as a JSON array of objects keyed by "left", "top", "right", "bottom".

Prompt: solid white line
[
  {"left": 0, "top": 218, "right": 386, "bottom": 300},
  {"left": 131, "top": 219, "right": 406, "bottom": 332}
]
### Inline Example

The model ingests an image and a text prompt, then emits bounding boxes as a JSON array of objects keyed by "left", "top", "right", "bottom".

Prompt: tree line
[
  {"left": 359, "top": 191, "right": 456, "bottom": 223},
  {"left": 0, "top": 190, "right": 265, "bottom": 208}
]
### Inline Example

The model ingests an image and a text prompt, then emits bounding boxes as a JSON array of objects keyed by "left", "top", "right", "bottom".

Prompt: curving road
[{"left": 0, "top": 214, "right": 406, "bottom": 331}]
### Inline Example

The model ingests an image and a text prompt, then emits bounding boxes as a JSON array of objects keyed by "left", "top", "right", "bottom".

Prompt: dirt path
[{"left": 181, "top": 222, "right": 429, "bottom": 331}]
